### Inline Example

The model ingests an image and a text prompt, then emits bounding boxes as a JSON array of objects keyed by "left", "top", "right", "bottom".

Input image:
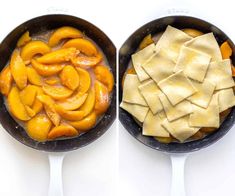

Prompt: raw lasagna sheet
[
  {"left": 184, "top": 33, "right": 222, "bottom": 62},
  {"left": 142, "top": 50, "right": 175, "bottom": 83},
  {"left": 143, "top": 110, "right": 169, "bottom": 137},
  {"left": 122, "top": 74, "right": 147, "bottom": 106},
  {"left": 120, "top": 101, "right": 149, "bottom": 123},
  {"left": 175, "top": 46, "right": 211, "bottom": 82},
  {"left": 187, "top": 79, "right": 215, "bottom": 108},
  {"left": 158, "top": 70, "right": 197, "bottom": 105},
  {"left": 189, "top": 95, "right": 220, "bottom": 128},
  {"left": 158, "top": 92, "right": 192, "bottom": 121},
  {"left": 217, "top": 88, "right": 235, "bottom": 112},
  {"left": 162, "top": 116, "right": 200, "bottom": 142},
  {"left": 155, "top": 25, "right": 192, "bottom": 62},
  {"left": 131, "top": 43, "right": 155, "bottom": 81},
  {"left": 138, "top": 80, "right": 163, "bottom": 114},
  {"left": 205, "top": 59, "right": 235, "bottom": 90}
]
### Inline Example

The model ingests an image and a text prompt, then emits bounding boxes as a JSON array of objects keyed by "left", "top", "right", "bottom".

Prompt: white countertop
[{"left": 0, "top": 0, "right": 234, "bottom": 195}]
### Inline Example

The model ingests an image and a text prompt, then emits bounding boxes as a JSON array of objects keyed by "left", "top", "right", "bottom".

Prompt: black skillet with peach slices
[{"left": 0, "top": 14, "right": 116, "bottom": 152}]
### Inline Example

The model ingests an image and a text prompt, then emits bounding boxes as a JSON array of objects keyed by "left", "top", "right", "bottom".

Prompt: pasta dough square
[
  {"left": 189, "top": 95, "right": 220, "bottom": 128},
  {"left": 205, "top": 59, "right": 235, "bottom": 90},
  {"left": 162, "top": 116, "right": 200, "bottom": 142},
  {"left": 131, "top": 43, "right": 155, "bottom": 81},
  {"left": 174, "top": 46, "right": 211, "bottom": 82},
  {"left": 138, "top": 80, "right": 163, "bottom": 114},
  {"left": 155, "top": 25, "right": 192, "bottom": 62},
  {"left": 158, "top": 92, "right": 192, "bottom": 121},
  {"left": 184, "top": 33, "right": 222, "bottom": 62},
  {"left": 122, "top": 74, "right": 147, "bottom": 106},
  {"left": 158, "top": 70, "right": 197, "bottom": 105},
  {"left": 120, "top": 101, "right": 149, "bottom": 123},
  {"left": 217, "top": 88, "right": 235, "bottom": 112},
  {"left": 187, "top": 79, "right": 215, "bottom": 108},
  {"left": 143, "top": 110, "right": 169, "bottom": 137},
  {"left": 142, "top": 50, "right": 175, "bottom": 83}
]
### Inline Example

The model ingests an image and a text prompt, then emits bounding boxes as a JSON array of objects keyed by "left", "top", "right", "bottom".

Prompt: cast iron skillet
[
  {"left": 0, "top": 14, "right": 116, "bottom": 152},
  {"left": 119, "top": 15, "right": 235, "bottom": 153}
]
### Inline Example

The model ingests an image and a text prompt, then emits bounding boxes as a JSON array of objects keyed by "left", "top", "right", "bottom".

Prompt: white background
[{"left": 0, "top": 0, "right": 234, "bottom": 196}]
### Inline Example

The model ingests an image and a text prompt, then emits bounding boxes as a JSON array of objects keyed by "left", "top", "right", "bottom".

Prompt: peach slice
[
  {"left": 17, "top": 31, "right": 31, "bottom": 47},
  {"left": 7, "top": 86, "right": 30, "bottom": 121},
  {"left": 60, "top": 65, "right": 79, "bottom": 90},
  {"left": 200, "top": 127, "right": 216, "bottom": 133},
  {"left": 31, "top": 59, "right": 63, "bottom": 76},
  {"left": 10, "top": 50, "right": 27, "bottom": 89},
  {"left": 139, "top": 34, "right": 154, "bottom": 50},
  {"left": 220, "top": 41, "right": 232, "bottom": 59},
  {"left": 37, "top": 94, "right": 60, "bottom": 126},
  {"left": 19, "top": 85, "right": 38, "bottom": 106},
  {"left": 63, "top": 38, "right": 97, "bottom": 56},
  {"left": 191, "top": 131, "right": 205, "bottom": 140},
  {"left": 68, "top": 112, "right": 96, "bottom": 132},
  {"left": 57, "top": 91, "right": 88, "bottom": 110},
  {"left": 21, "top": 40, "right": 51, "bottom": 64},
  {"left": 33, "top": 85, "right": 44, "bottom": 95},
  {"left": 48, "top": 124, "right": 78, "bottom": 140},
  {"left": 30, "top": 86, "right": 43, "bottom": 114},
  {"left": 26, "top": 67, "right": 42, "bottom": 86},
  {"left": 126, "top": 67, "right": 136, "bottom": 74},
  {"left": 76, "top": 67, "right": 91, "bottom": 93},
  {"left": 44, "top": 77, "right": 60, "bottom": 85},
  {"left": 94, "top": 81, "right": 110, "bottom": 115},
  {"left": 94, "top": 65, "right": 114, "bottom": 92},
  {"left": 182, "top": 28, "right": 203, "bottom": 38},
  {"left": 37, "top": 47, "right": 77, "bottom": 64},
  {"left": 42, "top": 84, "right": 73, "bottom": 100},
  {"left": 154, "top": 136, "right": 173, "bottom": 144},
  {"left": 0, "top": 66, "right": 13, "bottom": 96},
  {"left": 26, "top": 113, "right": 52, "bottom": 141},
  {"left": 79, "top": 88, "right": 95, "bottom": 117},
  {"left": 71, "top": 52, "right": 102, "bottom": 68},
  {"left": 31, "top": 99, "right": 43, "bottom": 114},
  {"left": 25, "top": 105, "right": 36, "bottom": 117},
  {"left": 55, "top": 105, "right": 84, "bottom": 121},
  {"left": 49, "top": 26, "right": 83, "bottom": 47}
]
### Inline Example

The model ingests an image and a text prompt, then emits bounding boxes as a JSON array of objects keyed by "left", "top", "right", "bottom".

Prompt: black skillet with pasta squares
[{"left": 119, "top": 16, "right": 235, "bottom": 153}]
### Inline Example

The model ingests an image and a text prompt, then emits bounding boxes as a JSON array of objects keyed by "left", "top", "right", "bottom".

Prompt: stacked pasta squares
[{"left": 121, "top": 26, "right": 235, "bottom": 142}]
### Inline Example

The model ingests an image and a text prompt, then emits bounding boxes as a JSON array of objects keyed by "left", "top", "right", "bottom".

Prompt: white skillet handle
[
  {"left": 170, "top": 154, "right": 188, "bottom": 196},
  {"left": 48, "top": 153, "right": 65, "bottom": 196}
]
